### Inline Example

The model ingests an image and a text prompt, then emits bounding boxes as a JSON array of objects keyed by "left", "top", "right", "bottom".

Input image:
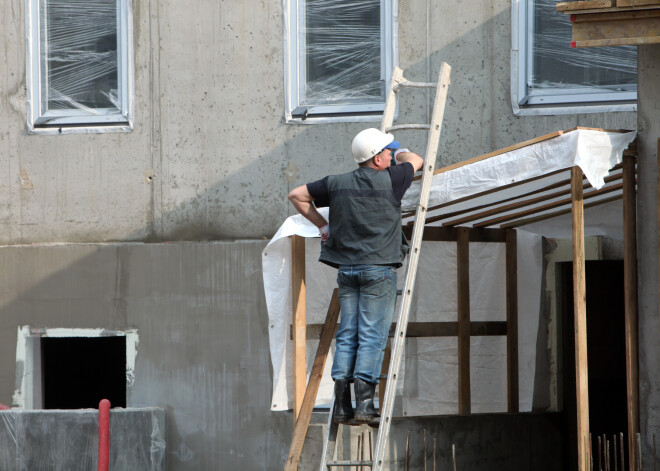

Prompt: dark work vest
[{"left": 319, "top": 167, "right": 409, "bottom": 269}]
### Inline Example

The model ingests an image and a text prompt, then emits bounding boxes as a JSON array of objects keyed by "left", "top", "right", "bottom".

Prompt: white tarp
[{"left": 263, "top": 128, "right": 636, "bottom": 413}]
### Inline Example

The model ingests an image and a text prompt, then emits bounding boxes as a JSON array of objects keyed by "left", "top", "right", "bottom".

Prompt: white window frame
[
  {"left": 13, "top": 326, "right": 138, "bottom": 409},
  {"left": 511, "top": 0, "right": 636, "bottom": 116},
  {"left": 25, "top": 0, "right": 134, "bottom": 134},
  {"left": 284, "top": 0, "right": 397, "bottom": 124}
]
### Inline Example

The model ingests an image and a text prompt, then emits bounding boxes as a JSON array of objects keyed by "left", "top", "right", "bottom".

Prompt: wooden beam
[
  {"left": 293, "top": 321, "right": 508, "bottom": 340},
  {"left": 473, "top": 182, "right": 624, "bottom": 228},
  {"left": 501, "top": 194, "right": 623, "bottom": 229},
  {"left": 506, "top": 229, "right": 519, "bottom": 413},
  {"left": 571, "top": 167, "right": 591, "bottom": 471},
  {"left": 623, "top": 152, "right": 639, "bottom": 471},
  {"left": 285, "top": 290, "right": 341, "bottom": 471},
  {"left": 557, "top": 0, "right": 614, "bottom": 11},
  {"left": 618, "top": 0, "right": 660, "bottom": 7},
  {"left": 457, "top": 227, "right": 471, "bottom": 414},
  {"left": 570, "top": 9, "right": 660, "bottom": 48},
  {"left": 291, "top": 235, "right": 306, "bottom": 424},
  {"left": 403, "top": 226, "right": 507, "bottom": 243}
]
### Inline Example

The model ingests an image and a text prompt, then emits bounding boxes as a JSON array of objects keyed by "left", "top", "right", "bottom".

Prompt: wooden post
[
  {"left": 624, "top": 152, "right": 640, "bottom": 471},
  {"left": 285, "top": 290, "right": 341, "bottom": 471},
  {"left": 457, "top": 227, "right": 471, "bottom": 414},
  {"left": 291, "top": 235, "right": 306, "bottom": 424},
  {"left": 505, "top": 229, "right": 519, "bottom": 413},
  {"left": 571, "top": 167, "right": 591, "bottom": 471}
]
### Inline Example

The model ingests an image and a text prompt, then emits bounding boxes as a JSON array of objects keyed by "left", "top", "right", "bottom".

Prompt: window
[
  {"left": 285, "top": 0, "right": 396, "bottom": 122},
  {"left": 512, "top": 0, "right": 637, "bottom": 115},
  {"left": 26, "top": 0, "right": 133, "bottom": 133}
]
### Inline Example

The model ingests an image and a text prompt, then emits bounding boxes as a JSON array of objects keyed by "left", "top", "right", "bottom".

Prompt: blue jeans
[{"left": 331, "top": 265, "right": 397, "bottom": 384}]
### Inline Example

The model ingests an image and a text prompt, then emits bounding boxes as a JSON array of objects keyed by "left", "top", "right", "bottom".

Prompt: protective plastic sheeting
[{"left": 0, "top": 408, "right": 165, "bottom": 471}]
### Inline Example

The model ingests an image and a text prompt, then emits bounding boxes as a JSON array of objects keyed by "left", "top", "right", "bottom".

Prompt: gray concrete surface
[
  {"left": 636, "top": 44, "right": 660, "bottom": 469},
  {"left": 0, "top": 0, "right": 636, "bottom": 243},
  {"left": 0, "top": 408, "right": 165, "bottom": 470}
]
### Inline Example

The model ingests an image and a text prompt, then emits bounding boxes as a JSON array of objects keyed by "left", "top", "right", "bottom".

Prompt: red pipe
[
  {"left": 98, "top": 399, "right": 111, "bottom": 471},
  {"left": 0, "top": 403, "right": 10, "bottom": 410}
]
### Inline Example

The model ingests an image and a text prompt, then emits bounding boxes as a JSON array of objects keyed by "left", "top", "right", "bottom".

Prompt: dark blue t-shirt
[{"left": 306, "top": 162, "right": 414, "bottom": 208}]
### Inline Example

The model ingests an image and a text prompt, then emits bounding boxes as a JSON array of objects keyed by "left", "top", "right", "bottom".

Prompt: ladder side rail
[
  {"left": 380, "top": 67, "right": 404, "bottom": 133},
  {"left": 372, "top": 62, "right": 451, "bottom": 471},
  {"left": 319, "top": 402, "right": 339, "bottom": 471}
]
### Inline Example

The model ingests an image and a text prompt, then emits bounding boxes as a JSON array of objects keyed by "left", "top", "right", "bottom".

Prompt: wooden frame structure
[
  {"left": 557, "top": 0, "right": 660, "bottom": 48},
  {"left": 288, "top": 128, "right": 639, "bottom": 471}
]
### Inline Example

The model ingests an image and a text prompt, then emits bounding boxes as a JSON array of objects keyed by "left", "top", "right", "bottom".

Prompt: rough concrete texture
[
  {"left": 0, "top": 242, "right": 291, "bottom": 470},
  {"left": 636, "top": 45, "right": 660, "bottom": 467},
  {"left": 0, "top": 0, "right": 636, "bottom": 243},
  {"left": 0, "top": 408, "right": 165, "bottom": 470},
  {"left": 299, "top": 413, "right": 564, "bottom": 470}
]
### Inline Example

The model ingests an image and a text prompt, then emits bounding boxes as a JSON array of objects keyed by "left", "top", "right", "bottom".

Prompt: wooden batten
[
  {"left": 571, "top": 167, "right": 591, "bottom": 471},
  {"left": 285, "top": 290, "right": 341, "bottom": 471},
  {"left": 457, "top": 227, "right": 471, "bottom": 414},
  {"left": 506, "top": 230, "right": 519, "bottom": 413},
  {"left": 291, "top": 235, "right": 307, "bottom": 424},
  {"left": 623, "top": 153, "right": 639, "bottom": 471}
]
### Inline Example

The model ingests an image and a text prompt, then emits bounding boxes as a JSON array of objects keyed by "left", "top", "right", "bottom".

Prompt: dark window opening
[{"left": 41, "top": 336, "right": 126, "bottom": 409}]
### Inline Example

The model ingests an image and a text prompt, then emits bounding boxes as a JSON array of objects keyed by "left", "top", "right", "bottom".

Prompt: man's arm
[
  {"left": 288, "top": 184, "right": 329, "bottom": 232},
  {"left": 395, "top": 151, "right": 424, "bottom": 172}
]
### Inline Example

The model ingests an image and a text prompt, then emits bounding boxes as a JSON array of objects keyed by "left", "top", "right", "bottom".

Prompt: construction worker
[{"left": 288, "top": 128, "right": 423, "bottom": 423}]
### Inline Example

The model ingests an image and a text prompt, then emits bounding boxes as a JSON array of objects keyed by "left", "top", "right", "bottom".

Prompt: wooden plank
[
  {"left": 296, "top": 321, "right": 508, "bottom": 340},
  {"left": 571, "top": 167, "right": 591, "bottom": 471},
  {"left": 618, "top": 0, "right": 660, "bottom": 6},
  {"left": 285, "top": 290, "right": 341, "bottom": 471},
  {"left": 441, "top": 173, "right": 623, "bottom": 228},
  {"left": 501, "top": 194, "right": 623, "bottom": 229},
  {"left": 557, "top": 0, "right": 614, "bottom": 12},
  {"left": 457, "top": 227, "right": 471, "bottom": 414},
  {"left": 506, "top": 230, "right": 519, "bottom": 413},
  {"left": 473, "top": 182, "right": 624, "bottom": 228},
  {"left": 623, "top": 153, "right": 640, "bottom": 471},
  {"left": 291, "top": 235, "right": 306, "bottom": 424},
  {"left": 571, "top": 9, "right": 660, "bottom": 47},
  {"left": 402, "top": 226, "right": 507, "bottom": 242}
]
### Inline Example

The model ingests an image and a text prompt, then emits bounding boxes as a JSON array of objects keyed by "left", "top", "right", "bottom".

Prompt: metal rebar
[
  {"left": 637, "top": 433, "right": 642, "bottom": 471},
  {"left": 405, "top": 432, "right": 410, "bottom": 471},
  {"left": 619, "top": 432, "right": 625, "bottom": 471},
  {"left": 433, "top": 438, "right": 436, "bottom": 471},
  {"left": 598, "top": 435, "right": 602, "bottom": 471},
  {"left": 424, "top": 430, "right": 427, "bottom": 471},
  {"left": 613, "top": 434, "right": 618, "bottom": 471},
  {"left": 452, "top": 443, "right": 457, "bottom": 471}
]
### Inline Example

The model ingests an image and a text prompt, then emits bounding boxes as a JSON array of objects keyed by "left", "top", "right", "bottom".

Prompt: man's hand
[
  {"left": 393, "top": 149, "right": 424, "bottom": 172},
  {"left": 288, "top": 184, "right": 329, "bottom": 231},
  {"left": 319, "top": 224, "right": 329, "bottom": 243}
]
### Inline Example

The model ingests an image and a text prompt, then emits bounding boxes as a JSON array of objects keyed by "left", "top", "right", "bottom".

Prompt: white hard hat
[{"left": 351, "top": 128, "right": 400, "bottom": 163}]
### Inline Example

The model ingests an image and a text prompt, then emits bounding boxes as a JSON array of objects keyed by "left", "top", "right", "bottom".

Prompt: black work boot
[
  {"left": 354, "top": 378, "right": 379, "bottom": 423},
  {"left": 332, "top": 379, "right": 354, "bottom": 424}
]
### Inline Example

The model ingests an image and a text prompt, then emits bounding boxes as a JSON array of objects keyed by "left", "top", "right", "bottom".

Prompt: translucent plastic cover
[
  {"left": 531, "top": 0, "right": 637, "bottom": 91},
  {"left": 39, "top": 0, "right": 120, "bottom": 112},
  {"left": 0, "top": 408, "right": 165, "bottom": 470},
  {"left": 301, "top": 0, "right": 384, "bottom": 106}
]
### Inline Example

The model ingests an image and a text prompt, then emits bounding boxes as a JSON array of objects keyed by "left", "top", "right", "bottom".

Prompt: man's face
[{"left": 375, "top": 148, "right": 393, "bottom": 170}]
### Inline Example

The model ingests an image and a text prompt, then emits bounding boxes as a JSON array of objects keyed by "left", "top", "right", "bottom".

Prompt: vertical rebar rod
[
  {"left": 405, "top": 432, "right": 410, "bottom": 471},
  {"left": 590, "top": 434, "right": 594, "bottom": 471},
  {"left": 424, "top": 430, "right": 427, "bottom": 471},
  {"left": 452, "top": 444, "right": 457, "bottom": 471},
  {"left": 636, "top": 433, "right": 642, "bottom": 471},
  {"left": 433, "top": 438, "right": 436, "bottom": 471},
  {"left": 598, "top": 435, "right": 602, "bottom": 471},
  {"left": 613, "top": 434, "right": 618, "bottom": 471},
  {"left": 619, "top": 433, "right": 625, "bottom": 471}
]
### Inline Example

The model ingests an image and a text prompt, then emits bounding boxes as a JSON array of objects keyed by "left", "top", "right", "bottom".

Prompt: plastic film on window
[
  {"left": 39, "top": 0, "right": 120, "bottom": 114},
  {"left": 531, "top": 0, "right": 636, "bottom": 91},
  {"left": 302, "top": 0, "right": 384, "bottom": 106}
]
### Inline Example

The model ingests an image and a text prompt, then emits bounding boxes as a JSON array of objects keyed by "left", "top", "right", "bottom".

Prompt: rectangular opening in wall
[{"left": 41, "top": 336, "right": 127, "bottom": 409}]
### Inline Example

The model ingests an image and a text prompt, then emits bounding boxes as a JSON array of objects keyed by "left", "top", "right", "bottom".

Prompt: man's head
[{"left": 352, "top": 128, "right": 400, "bottom": 169}]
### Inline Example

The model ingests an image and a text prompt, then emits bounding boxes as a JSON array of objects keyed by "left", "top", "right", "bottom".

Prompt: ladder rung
[
  {"left": 327, "top": 460, "right": 373, "bottom": 467},
  {"left": 394, "top": 81, "right": 438, "bottom": 91},
  {"left": 385, "top": 124, "right": 431, "bottom": 132}
]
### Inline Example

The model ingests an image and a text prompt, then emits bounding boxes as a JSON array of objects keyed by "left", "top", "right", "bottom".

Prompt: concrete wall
[
  {"left": 636, "top": 44, "right": 660, "bottom": 468},
  {"left": 0, "top": 242, "right": 293, "bottom": 470},
  {"left": 0, "top": 0, "right": 636, "bottom": 243},
  {"left": 0, "top": 408, "right": 166, "bottom": 470}
]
